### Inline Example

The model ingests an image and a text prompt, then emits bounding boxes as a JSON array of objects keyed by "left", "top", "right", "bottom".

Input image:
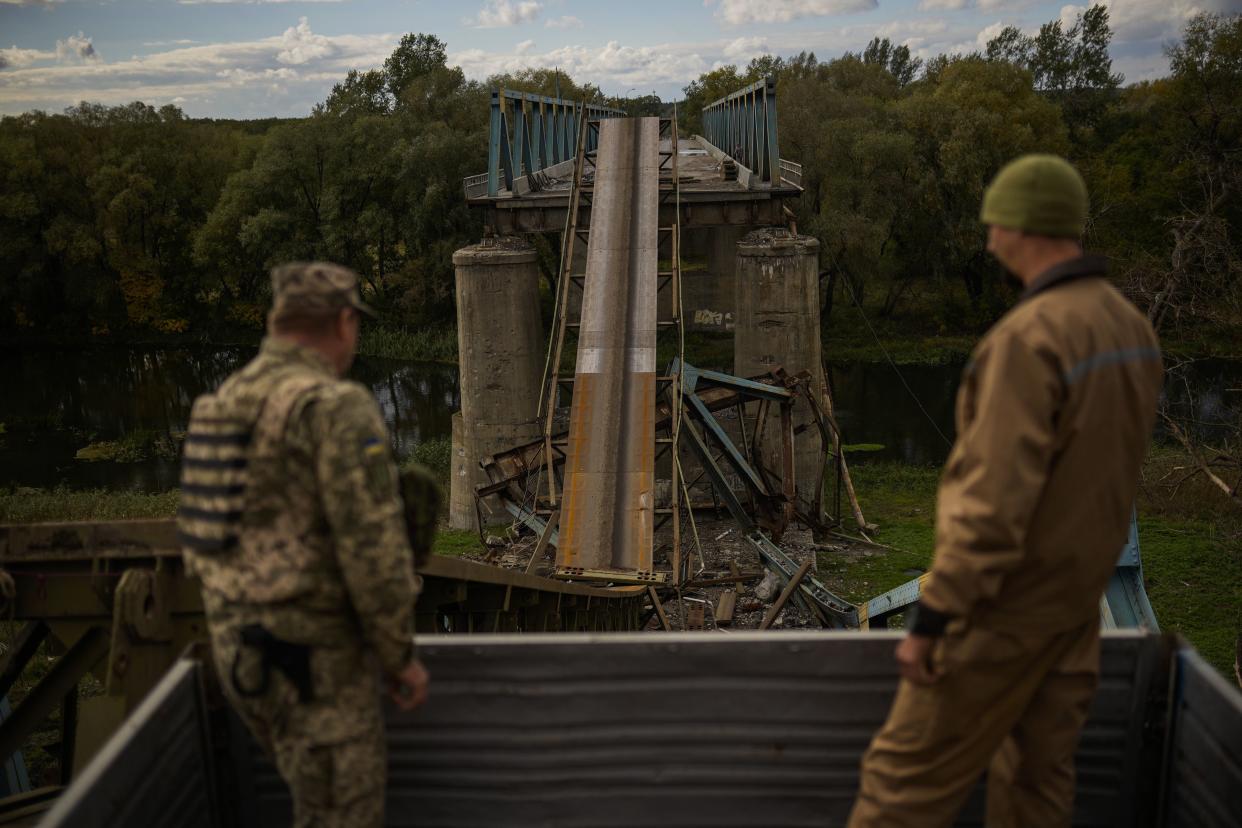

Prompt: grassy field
[
  {"left": 832, "top": 450, "right": 1242, "bottom": 677},
  {"left": 2, "top": 448, "right": 1236, "bottom": 677}
]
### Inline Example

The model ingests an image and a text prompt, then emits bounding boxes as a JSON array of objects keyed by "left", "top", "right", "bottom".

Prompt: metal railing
[
  {"left": 702, "top": 77, "right": 780, "bottom": 186},
  {"left": 474, "top": 89, "right": 624, "bottom": 198},
  {"left": 462, "top": 172, "right": 489, "bottom": 200},
  {"left": 778, "top": 158, "right": 803, "bottom": 189}
]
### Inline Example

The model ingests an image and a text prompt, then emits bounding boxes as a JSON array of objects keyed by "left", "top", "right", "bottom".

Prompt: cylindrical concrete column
[
  {"left": 734, "top": 229, "right": 825, "bottom": 519},
  {"left": 449, "top": 237, "right": 545, "bottom": 530}
]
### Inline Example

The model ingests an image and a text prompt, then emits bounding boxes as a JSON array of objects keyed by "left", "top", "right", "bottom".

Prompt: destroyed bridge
[{"left": 0, "top": 78, "right": 1236, "bottom": 828}]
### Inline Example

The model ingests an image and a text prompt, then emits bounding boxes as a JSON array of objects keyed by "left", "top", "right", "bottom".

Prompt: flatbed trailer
[
  {"left": 0, "top": 517, "right": 647, "bottom": 819},
  {"left": 37, "top": 631, "right": 1242, "bottom": 827}
]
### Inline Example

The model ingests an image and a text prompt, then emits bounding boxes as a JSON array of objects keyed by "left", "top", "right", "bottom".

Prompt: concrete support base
[
  {"left": 681, "top": 226, "right": 742, "bottom": 333},
  {"left": 733, "top": 229, "right": 825, "bottom": 518},
  {"left": 449, "top": 237, "right": 545, "bottom": 530}
]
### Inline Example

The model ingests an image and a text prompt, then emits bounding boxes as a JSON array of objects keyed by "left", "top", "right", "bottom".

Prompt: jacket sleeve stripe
[{"left": 1063, "top": 347, "right": 1162, "bottom": 385}]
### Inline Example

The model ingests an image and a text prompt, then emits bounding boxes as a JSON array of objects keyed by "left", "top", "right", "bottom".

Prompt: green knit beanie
[{"left": 980, "top": 154, "right": 1088, "bottom": 238}]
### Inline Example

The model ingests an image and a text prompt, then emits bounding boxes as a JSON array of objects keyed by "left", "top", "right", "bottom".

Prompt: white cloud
[
  {"left": 143, "top": 40, "right": 200, "bottom": 47},
  {"left": 56, "top": 32, "right": 100, "bottom": 64},
  {"left": 0, "top": 45, "right": 55, "bottom": 69},
  {"left": 975, "top": 21, "right": 1009, "bottom": 49},
  {"left": 710, "top": 0, "right": 877, "bottom": 25},
  {"left": 276, "top": 16, "right": 334, "bottom": 64},
  {"left": 918, "top": 0, "right": 970, "bottom": 9},
  {"left": 545, "top": 15, "right": 584, "bottom": 29},
  {"left": 722, "top": 36, "right": 771, "bottom": 62},
  {"left": 469, "top": 0, "right": 543, "bottom": 28},
  {"left": 217, "top": 66, "right": 299, "bottom": 84},
  {"left": 1058, "top": 3, "right": 1086, "bottom": 28},
  {"left": 178, "top": 0, "right": 347, "bottom": 4},
  {"left": 0, "top": 0, "right": 65, "bottom": 5},
  {"left": 1097, "top": 0, "right": 1233, "bottom": 45},
  {"left": 515, "top": 39, "right": 535, "bottom": 54},
  {"left": 0, "top": 18, "right": 400, "bottom": 117},
  {"left": 452, "top": 39, "right": 709, "bottom": 89}
]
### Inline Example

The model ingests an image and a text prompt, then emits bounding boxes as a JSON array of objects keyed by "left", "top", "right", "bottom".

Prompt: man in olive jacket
[{"left": 848, "top": 155, "right": 1163, "bottom": 828}]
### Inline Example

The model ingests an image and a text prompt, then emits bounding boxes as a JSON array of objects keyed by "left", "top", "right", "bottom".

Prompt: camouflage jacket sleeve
[
  {"left": 304, "top": 382, "right": 420, "bottom": 674},
  {"left": 919, "top": 328, "right": 1060, "bottom": 625}
]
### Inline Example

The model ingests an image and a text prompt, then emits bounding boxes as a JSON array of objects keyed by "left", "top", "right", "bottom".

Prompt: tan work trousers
[{"left": 847, "top": 618, "right": 1100, "bottom": 828}]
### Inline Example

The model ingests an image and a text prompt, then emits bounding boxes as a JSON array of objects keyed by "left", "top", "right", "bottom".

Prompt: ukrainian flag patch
[{"left": 362, "top": 436, "right": 391, "bottom": 497}]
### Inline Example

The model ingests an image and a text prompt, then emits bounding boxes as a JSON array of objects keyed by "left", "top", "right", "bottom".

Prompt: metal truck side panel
[
  {"left": 1162, "top": 647, "right": 1242, "bottom": 827},
  {"left": 39, "top": 659, "right": 218, "bottom": 828},
  {"left": 232, "top": 632, "right": 1160, "bottom": 827}
]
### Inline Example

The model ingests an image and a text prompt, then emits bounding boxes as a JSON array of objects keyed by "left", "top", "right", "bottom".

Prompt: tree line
[{"left": 1, "top": 13, "right": 1238, "bottom": 346}]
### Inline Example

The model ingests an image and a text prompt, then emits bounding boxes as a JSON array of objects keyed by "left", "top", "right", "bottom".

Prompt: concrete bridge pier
[
  {"left": 449, "top": 238, "right": 545, "bottom": 530},
  {"left": 680, "top": 226, "right": 742, "bottom": 333},
  {"left": 733, "top": 229, "right": 826, "bottom": 520}
]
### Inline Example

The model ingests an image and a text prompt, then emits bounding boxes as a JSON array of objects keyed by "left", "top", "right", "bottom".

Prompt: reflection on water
[
  {"left": 829, "top": 361, "right": 961, "bottom": 466},
  {"left": 2, "top": 346, "right": 1238, "bottom": 491},
  {"left": 829, "top": 356, "right": 1242, "bottom": 466},
  {"left": 0, "top": 346, "right": 458, "bottom": 491}
]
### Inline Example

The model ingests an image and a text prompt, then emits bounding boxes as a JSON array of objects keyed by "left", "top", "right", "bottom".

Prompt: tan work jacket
[{"left": 919, "top": 255, "right": 1163, "bottom": 634}]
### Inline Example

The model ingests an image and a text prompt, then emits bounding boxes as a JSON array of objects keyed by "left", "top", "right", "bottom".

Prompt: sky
[{"left": 0, "top": 0, "right": 1236, "bottom": 118}]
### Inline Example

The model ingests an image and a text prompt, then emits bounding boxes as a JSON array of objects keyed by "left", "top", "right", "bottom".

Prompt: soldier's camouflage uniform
[{"left": 179, "top": 263, "right": 419, "bottom": 828}]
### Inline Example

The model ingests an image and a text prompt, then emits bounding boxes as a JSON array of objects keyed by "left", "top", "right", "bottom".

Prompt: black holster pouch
[{"left": 231, "top": 623, "right": 314, "bottom": 703}]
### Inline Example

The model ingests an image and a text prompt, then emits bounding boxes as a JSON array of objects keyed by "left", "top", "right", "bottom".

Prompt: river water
[{"left": 1, "top": 346, "right": 1237, "bottom": 491}]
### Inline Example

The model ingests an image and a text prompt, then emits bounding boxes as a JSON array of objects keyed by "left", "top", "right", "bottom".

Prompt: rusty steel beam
[{"left": 556, "top": 117, "right": 661, "bottom": 580}]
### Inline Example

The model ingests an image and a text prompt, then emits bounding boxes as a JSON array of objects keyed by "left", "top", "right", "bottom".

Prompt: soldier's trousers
[
  {"left": 847, "top": 618, "right": 1100, "bottom": 828},
  {"left": 206, "top": 604, "right": 387, "bottom": 828}
]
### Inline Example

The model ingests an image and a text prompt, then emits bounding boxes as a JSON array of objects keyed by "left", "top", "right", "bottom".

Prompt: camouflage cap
[{"left": 269, "top": 261, "right": 376, "bottom": 319}]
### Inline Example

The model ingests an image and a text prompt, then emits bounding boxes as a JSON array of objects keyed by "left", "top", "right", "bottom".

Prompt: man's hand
[
  {"left": 387, "top": 658, "right": 430, "bottom": 711},
  {"left": 895, "top": 633, "right": 941, "bottom": 685}
]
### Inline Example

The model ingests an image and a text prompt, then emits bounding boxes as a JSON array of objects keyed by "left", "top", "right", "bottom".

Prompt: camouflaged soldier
[{"left": 178, "top": 262, "right": 429, "bottom": 828}]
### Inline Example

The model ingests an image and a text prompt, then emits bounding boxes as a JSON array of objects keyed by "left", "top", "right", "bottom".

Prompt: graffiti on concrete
[{"left": 692, "top": 308, "right": 735, "bottom": 331}]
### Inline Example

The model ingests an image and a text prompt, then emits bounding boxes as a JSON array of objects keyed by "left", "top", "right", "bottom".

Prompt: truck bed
[{"left": 39, "top": 631, "right": 1242, "bottom": 827}]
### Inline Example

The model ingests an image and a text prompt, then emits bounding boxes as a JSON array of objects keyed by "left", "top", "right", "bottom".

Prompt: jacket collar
[
  {"left": 1021, "top": 253, "right": 1108, "bottom": 301},
  {"left": 259, "top": 336, "right": 337, "bottom": 377}
]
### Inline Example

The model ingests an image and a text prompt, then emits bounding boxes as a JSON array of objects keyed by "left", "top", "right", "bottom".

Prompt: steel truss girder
[
  {"left": 666, "top": 363, "right": 857, "bottom": 628},
  {"left": 483, "top": 89, "right": 624, "bottom": 197},
  {"left": 701, "top": 77, "right": 780, "bottom": 186}
]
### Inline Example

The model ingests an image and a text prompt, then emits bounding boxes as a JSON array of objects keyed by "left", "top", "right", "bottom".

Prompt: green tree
[
  {"left": 384, "top": 33, "right": 450, "bottom": 99},
  {"left": 863, "top": 37, "right": 923, "bottom": 87},
  {"left": 986, "top": 5, "right": 1121, "bottom": 133}
]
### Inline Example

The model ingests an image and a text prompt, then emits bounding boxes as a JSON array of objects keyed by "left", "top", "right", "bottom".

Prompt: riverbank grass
[
  {"left": 833, "top": 453, "right": 1241, "bottom": 676},
  {"left": 4, "top": 449, "right": 1236, "bottom": 674}
]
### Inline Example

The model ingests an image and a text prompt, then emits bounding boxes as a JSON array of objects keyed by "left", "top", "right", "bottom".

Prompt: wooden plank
[
  {"left": 715, "top": 562, "right": 740, "bottom": 627},
  {"left": 647, "top": 586, "right": 672, "bottom": 632},
  {"left": 525, "top": 510, "right": 561, "bottom": 575},
  {"left": 761, "top": 560, "right": 812, "bottom": 631},
  {"left": 686, "top": 571, "right": 763, "bottom": 588}
]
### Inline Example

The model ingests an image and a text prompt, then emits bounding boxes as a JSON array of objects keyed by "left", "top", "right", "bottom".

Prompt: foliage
[
  {"left": 357, "top": 324, "right": 458, "bottom": 363},
  {"left": 73, "top": 429, "right": 181, "bottom": 463},
  {"left": 405, "top": 437, "right": 452, "bottom": 481},
  {"left": 0, "top": 485, "right": 480, "bottom": 560},
  {"left": 0, "top": 486, "right": 180, "bottom": 522},
  {"left": 834, "top": 457, "right": 1241, "bottom": 677},
  {"left": 0, "top": 14, "right": 1239, "bottom": 358},
  {"left": 985, "top": 5, "right": 1121, "bottom": 133}
]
